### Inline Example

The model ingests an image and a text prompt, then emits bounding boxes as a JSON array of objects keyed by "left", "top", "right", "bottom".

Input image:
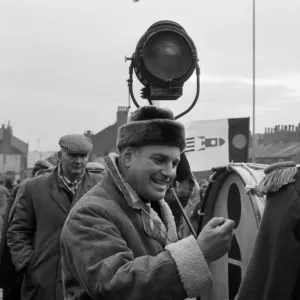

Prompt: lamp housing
[{"left": 132, "top": 20, "right": 198, "bottom": 100}]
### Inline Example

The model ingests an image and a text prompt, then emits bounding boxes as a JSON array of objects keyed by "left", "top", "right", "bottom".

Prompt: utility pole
[{"left": 252, "top": 0, "right": 256, "bottom": 162}]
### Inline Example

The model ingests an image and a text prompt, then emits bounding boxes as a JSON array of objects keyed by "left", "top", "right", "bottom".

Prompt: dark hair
[{"left": 176, "top": 153, "right": 192, "bottom": 183}]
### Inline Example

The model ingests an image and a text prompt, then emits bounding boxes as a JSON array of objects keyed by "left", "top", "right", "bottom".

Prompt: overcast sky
[{"left": 1, "top": 0, "right": 300, "bottom": 151}]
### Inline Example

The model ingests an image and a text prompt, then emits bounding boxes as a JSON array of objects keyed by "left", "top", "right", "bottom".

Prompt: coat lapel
[
  {"left": 49, "top": 171, "right": 94, "bottom": 213},
  {"left": 49, "top": 172, "right": 70, "bottom": 214}
]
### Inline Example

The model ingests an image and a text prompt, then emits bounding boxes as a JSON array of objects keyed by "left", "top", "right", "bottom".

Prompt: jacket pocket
[
  {"left": 29, "top": 229, "right": 62, "bottom": 272},
  {"left": 25, "top": 251, "right": 36, "bottom": 274}
]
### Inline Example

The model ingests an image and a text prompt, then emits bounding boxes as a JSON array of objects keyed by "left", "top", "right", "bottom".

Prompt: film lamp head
[{"left": 125, "top": 20, "right": 200, "bottom": 118}]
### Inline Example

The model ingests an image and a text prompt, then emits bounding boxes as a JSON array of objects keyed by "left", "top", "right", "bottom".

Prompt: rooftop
[
  {"left": 0, "top": 124, "right": 28, "bottom": 154},
  {"left": 250, "top": 141, "right": 300, "bottom": 158}
]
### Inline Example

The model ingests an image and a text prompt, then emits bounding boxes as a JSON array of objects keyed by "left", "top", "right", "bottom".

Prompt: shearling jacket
[
  {"left": 7, "top": 168, "right": 102, "bottom": 300},
  {"left": 60, "top": 153, "right": 213, "bottom": 300}
]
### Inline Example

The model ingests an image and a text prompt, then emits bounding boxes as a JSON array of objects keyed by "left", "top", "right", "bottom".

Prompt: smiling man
[
  {"left": 119, "top": 145, "right": 180, "bottom": 202},
  {"left": 60, "top": 106, "right": 235, "bottom": 300},
  {"left": 7, "top": 134, "right": 102, "bottom": 300}
]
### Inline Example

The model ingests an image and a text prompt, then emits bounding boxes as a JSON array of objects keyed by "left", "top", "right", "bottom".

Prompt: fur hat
[{"left": 117, "top": 106, "right": 186, "bottom": 152}]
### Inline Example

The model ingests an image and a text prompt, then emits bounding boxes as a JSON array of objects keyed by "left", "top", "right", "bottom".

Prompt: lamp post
[{"left": 252, "top": 0, "right": 256, "bottom": 163}]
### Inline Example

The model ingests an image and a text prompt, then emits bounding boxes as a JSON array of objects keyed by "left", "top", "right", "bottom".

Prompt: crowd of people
[{"left": 0, "top": 106, "right": 235, "bottom": 300}]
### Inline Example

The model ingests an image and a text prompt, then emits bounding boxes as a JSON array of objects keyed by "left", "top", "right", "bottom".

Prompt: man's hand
[{"left": 197, "top": 217, "right": 235, "bottom": 263}]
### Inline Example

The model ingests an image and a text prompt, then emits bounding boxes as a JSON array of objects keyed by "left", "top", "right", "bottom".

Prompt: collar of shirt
[{"left": 57, "top": 164, "right": 85, "bottom": 195}]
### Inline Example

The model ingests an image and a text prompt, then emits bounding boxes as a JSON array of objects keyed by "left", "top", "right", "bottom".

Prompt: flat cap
[
  {"left": 59, "top": 134, "right": 93, "bottom": 154},
  {"left": 34, "top": 160, "right": 53, "bottom": 170},
  {"left": 87, "top": 162, "right": 105, "bottom": 174}
]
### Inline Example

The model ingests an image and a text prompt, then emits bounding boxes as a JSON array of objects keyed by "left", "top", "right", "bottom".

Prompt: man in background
[
  {"left": 7, "top": 134, "right": 102, "bottom": 300},
  {"left": 0, "top": 178, "right": 10, "bottom": 234},
  {"left": 189, "top": 179, "right": 209, "bottom": 235}
]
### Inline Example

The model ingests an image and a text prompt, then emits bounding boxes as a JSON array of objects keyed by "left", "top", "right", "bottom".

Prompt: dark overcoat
[
  {"left": 236, "top": 169, "right": 300, "bottom": 300},
  {"left": 7, "top": 169, "right": 102, "bottom": 300},
  {"left": 0, "top": 182, "right": 25, "bottom": 292}
]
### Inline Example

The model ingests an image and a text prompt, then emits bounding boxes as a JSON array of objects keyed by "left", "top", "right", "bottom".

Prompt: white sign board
[{"left": 184, "top": 119, "right": 229, "bottom": 172}]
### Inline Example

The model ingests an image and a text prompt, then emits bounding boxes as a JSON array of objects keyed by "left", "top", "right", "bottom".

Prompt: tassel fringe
[{"left": 246, "top": 166, "right": 298, "bottom": 197}]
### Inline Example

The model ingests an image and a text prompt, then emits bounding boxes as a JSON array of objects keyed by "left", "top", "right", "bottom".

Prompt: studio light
[{"left": 125, "top": 20, "right": 200, "bottom": 119}]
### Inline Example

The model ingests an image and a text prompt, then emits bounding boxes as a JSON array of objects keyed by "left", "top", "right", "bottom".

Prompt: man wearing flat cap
[
  {"left": 7, "top": 134, "right": 102, "bottom": 300},
  {"left": 60, "top": 106, "right": 235, "bottom": 300}
]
